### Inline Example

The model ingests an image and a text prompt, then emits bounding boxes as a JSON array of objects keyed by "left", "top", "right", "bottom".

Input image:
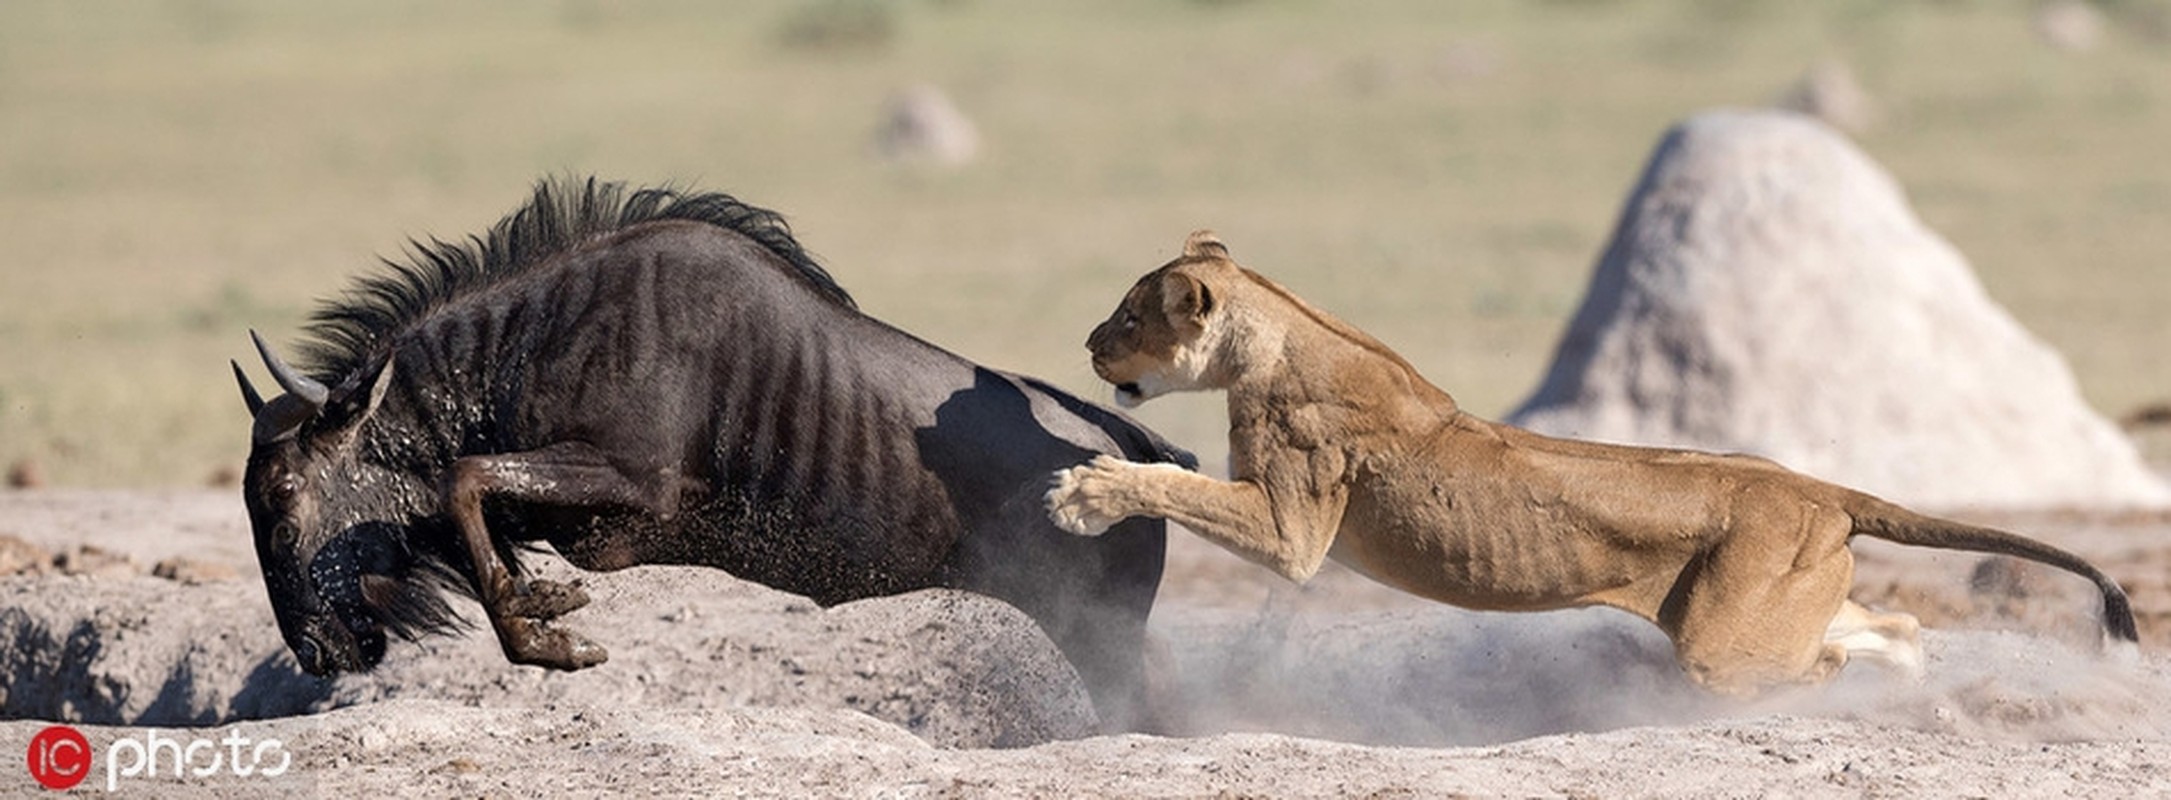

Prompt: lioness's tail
[{"left": 1847, "top": 496, "right": 2137, "bottom": 643}]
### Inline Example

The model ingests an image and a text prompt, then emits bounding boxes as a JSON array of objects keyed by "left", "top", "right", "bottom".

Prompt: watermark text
[{"left": 23, "top": 725, "right": 292, "bottom": 792}]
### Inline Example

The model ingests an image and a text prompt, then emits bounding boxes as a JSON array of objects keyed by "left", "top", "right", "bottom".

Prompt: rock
[
  {"left": 0, "top": 576, "right": 311, "bottom": 725},
  {"left": 824, "top": 590, "right": 1099, "bottom": 747},
  {"left": 2035, "top": 0, "right": 2106, "bottom": 52},
  {"left": 0, "top": 534, "right": 51, "bottom": 576},
  {"left": 874, "top": 84, "right": 981, "bottom": 166},
  {"left": 1772, "top": 58, "right": 1874, "bottom": 134},
  {"left": 1509, "top": 109, "right": 2171, "bottom": 511},
  {"left": 1970, "top": 557, "right": 2052, "bottom": 603},
  {"left": 6, "top": 459, "right": 44, "bottom": 489},
  {"left": 2121, "top": 402, "right": 2171, "bottom": 430},
  {"left": 326, "top": 567, "right": 1098, "bottom": 748},
  {"left": 206, "top": 464, "right": 242, "bottom": 488},
  {"left": 0, "top": 559, "right": 1096, "bottom": 747},
  {"left": 52, "top": 544, "right": 140, "bottom": 578},
  {"left": 151, "top": 556, "right": 242, "bottom": 584},
  {"left": 1965, "top": 557, "right": 2065, "bottom": 624}
]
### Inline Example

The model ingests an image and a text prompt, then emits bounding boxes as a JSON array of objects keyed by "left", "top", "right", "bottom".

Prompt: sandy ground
[{"left": 2, "top": 489, "right": 2168, "bottom": 797}]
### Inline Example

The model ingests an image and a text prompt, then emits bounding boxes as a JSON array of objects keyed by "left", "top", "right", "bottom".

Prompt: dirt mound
[
  {"left": 1509, "top": 109, "right": 2170, "bottom": 511},
  {"left": 0, "top": 577, "right": 315, "bottom": 726},
  {"left": 7, "top": 491, "right": 2169, "bottom": 796},
  {"left": 874, "top": 84, "right": 980, "bottom": 166},
  {"left": 319, "top": 566, "right": 1098, "bottom": 749},
  {"left": 0, "top": 558, "right": 1094, "bottom": 748},
  {"left": 1772, "top": 59, "right": 1874, "bottom": 134}
]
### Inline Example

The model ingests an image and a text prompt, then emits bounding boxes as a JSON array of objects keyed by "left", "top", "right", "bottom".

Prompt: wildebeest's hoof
[
  {"left": 505, "top": 578, "right": 591, "bottom": 619},
  {"left": 550, "top": 629, "right": 609, "bottom": 669},
  {"left": 500, "top": 618, "right": 610, "bottom": 671}
]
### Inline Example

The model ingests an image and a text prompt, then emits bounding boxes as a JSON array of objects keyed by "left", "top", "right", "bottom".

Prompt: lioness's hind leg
[
  {"left": 1670, "top": 502, "right": 1855, "bottom": 696},
  {"left": 1824, "top": 600, "right": 1925, "bottom": 680}
]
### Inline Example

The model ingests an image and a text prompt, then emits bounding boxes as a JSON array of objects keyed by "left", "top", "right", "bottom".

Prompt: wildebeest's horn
[
  {"left": 251, "top": 329, "right": 328, "bottom": 407},
  {"left": 232, "top": 359, "right": 266, "bottom": 416}
]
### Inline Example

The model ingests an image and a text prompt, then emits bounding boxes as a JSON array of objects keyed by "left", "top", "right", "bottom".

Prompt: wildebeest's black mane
[{"left": 297, "top": 176, "right": 853, "bottom": 382}]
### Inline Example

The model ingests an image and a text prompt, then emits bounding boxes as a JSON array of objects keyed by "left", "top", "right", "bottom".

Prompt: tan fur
[{"left": 1046, "top": 232, "right": 2136, "bottom": 694}]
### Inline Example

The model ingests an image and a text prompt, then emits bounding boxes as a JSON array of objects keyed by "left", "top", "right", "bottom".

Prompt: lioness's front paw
[{"left": 1045, "top": 454, "right": 1135, "bottom": 537}]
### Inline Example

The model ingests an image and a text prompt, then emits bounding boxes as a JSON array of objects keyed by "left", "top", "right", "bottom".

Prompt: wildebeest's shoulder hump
[{"left": 296, "top": 177, "right": 853, "bottom": 385}]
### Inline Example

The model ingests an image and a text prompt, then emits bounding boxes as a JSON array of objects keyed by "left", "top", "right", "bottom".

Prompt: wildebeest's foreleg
[{"left": 443, "top": 442, "right": 655, "bottom": 670}]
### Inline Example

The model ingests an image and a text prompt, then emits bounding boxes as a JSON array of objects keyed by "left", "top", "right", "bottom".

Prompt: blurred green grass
[{"left": 2, "top": 0, "right": 2167, "bottom": 485}]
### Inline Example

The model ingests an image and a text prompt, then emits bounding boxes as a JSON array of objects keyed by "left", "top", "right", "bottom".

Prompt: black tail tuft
[
  {"left": 2103, "top": 584, "right": 2141, "bottom": 643},
  {"left": 1849, "top": 495, "right": 2138, "bottom": 644}
]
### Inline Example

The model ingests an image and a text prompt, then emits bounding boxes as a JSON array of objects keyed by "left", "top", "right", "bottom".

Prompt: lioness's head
[{"left": 1085, "top": 230, "right": 1238, "bottom": 408}]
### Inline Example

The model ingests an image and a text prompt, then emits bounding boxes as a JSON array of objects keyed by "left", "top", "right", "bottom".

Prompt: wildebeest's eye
[
  {"left": 268, "top": 474, "right": 300, "bottom": 503},
  {"left": 1121, "top": 311, "right": 1138, "bottom": 331}
]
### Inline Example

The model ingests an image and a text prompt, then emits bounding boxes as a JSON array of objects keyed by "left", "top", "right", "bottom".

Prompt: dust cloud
[{"left": 1145, "top": 597, "right": 2168, "bottom": 747}]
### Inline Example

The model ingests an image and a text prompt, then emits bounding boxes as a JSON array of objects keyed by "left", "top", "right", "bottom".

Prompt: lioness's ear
[
  {"left": 1182, "top": 230, "right": 1229, "bottom": 260},
  {"left": 1160, "top": 272, "right": 1216, "bottom": 322}
]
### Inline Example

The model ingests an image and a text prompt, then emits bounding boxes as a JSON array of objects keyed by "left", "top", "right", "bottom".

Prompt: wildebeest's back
[{"left": 377, "top": 220, "right": 963, "bottom": 599}]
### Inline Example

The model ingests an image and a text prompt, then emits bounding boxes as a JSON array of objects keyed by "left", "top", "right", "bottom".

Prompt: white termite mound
[{"left": 1508, "top": 109, "right": 2169, "bottom": 511}]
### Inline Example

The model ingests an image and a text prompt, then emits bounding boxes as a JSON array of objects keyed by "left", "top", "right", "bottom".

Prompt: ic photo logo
[
  {"left": 25, "top": 726, "right": 88, "bottom": 790},
  {"left": 24, "top": 724, "right": 293, "bottom": 792}
]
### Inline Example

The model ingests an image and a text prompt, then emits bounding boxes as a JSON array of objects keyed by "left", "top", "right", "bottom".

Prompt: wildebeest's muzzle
[{"left": 266, "top": 525, "right": 401, "bottom": 676}]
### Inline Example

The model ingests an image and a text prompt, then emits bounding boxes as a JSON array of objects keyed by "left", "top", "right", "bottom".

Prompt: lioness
[{"left": 1045, "top": 231, "right": 2139, "bottom": 694}]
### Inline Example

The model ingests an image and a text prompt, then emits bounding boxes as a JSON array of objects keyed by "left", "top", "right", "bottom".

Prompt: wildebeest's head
[{"left": 233, "top": 332, "right": 459, "bottom": 676}]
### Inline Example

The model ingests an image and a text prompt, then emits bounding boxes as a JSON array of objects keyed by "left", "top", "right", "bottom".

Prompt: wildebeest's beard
[{"left": 305, "top": 521, "right": 468, "bottom": 671}]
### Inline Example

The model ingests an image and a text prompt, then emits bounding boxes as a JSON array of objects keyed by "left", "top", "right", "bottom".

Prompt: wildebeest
[{"left": 232, "top": 178, "right": 1192, "bottom": 730}]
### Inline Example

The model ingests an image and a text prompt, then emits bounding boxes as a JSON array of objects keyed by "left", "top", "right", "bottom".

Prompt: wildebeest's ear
[
  {"left": 1159, "top": 271, "right": 1215, "bottom": 323},
  {"left": 314, "top": 353, "right": 396, "bottom": 441},
  {"left": 1181, "top": 230, "right": 1229, "bottom": 260}
]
